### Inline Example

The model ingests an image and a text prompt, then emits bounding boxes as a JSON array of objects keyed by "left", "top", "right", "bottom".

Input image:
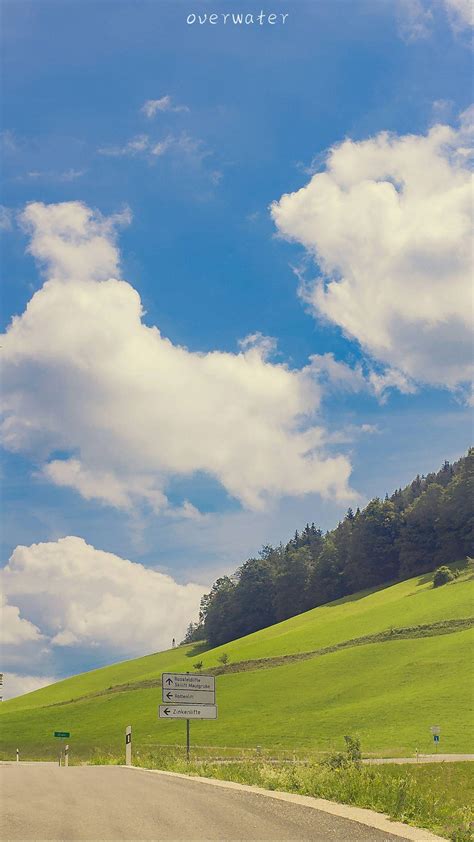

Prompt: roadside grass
[{"left": 90, "top": 752, "right": 474, "bottom": 841}]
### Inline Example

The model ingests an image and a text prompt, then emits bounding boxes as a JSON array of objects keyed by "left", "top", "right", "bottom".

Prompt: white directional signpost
[
  {"left": 159, "top": 704, "right": 218, "bottom": 719},
  {"left": 162, "top": 673, "right": 215, "bottom": 692},
  {"left": 162, "top": 689, "right": 216, "bottom": 704},
  {"left": 160, "top": 673, "right": 217, "bottom": 759}
]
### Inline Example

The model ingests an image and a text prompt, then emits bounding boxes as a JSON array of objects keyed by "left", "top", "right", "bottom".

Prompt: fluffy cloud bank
[
  {"left": 1, "top": 593, "right": 42, "bottom": 645},
  {"left": 272, "top": 110, "right": 473, "bottom": 392},
  {"left": 1, "top": 674, "right": 55, "bottom": 702},
  {"left": 1, "top": 201, "right": 352, "bottom": 511},
  {"left": 1, "top": 536, "right": 207, "bottom": 663}
]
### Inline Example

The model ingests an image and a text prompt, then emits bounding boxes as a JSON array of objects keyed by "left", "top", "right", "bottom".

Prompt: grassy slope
[{"left": 1, "top": 565, "right": 473, "bottom": 759}]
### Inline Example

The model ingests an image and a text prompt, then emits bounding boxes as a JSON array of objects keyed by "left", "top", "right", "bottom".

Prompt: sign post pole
[
  {"left": 53, "top": 732, "right": 71, "bottom": 767},
  {"left": 430, "top": 726, "right": 440, "bottom": 754},
  {"left": 64, "top": 744, "right": 69, "bottom": 767},
  {"left": 125, "top": 725, "right": 132, "bottom": 766},
  {"left": 16, "top": 748, "right": 19, "bottom": 764},
  {"left": 186, "top": 719, "right": 190, "bottom": 760}
]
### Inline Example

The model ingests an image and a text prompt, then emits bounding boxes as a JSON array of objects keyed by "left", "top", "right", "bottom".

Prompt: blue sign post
[{"left": 430, "top": 725, "right": 441, "bottom": 753}]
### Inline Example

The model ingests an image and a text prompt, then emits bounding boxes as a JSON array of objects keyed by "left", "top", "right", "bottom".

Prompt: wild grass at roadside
[{"left": 118, "top": 752, "right": 473, "bottom": 842}]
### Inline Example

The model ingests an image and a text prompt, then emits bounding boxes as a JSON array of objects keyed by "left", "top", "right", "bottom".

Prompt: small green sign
[{"left": 54, "top": 731, "right": 70, "bottom": 738}]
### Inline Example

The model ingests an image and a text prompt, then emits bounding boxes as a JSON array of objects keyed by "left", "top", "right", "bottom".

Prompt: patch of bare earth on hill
[{"left": 45, "top": 617, "right": 473, "bottom": 708}]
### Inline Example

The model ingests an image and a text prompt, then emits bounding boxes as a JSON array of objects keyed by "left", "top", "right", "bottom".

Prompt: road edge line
[{"left": 118, "top": 765, "right": 446, "bottom": 841}]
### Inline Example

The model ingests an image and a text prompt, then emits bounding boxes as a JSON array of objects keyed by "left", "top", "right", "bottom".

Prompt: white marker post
[
  {"left": 16, "top": 748, "right": 19, "bottom": 763},
  {"left": 125, "top": 725, "right": 132, "bottom": 766},
  {"left": 64, "top": 744, "right": 69, "bottom": 767}
]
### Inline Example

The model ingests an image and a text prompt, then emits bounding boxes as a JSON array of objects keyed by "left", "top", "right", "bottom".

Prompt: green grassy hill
[{"left": 1, "top": 561, "right": 473, "bottom": 761}]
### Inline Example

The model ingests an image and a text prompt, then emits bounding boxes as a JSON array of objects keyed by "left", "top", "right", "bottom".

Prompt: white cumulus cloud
[
  {"left": 308, "top": 353, "right": 368, "bottom": 394},
  {"left": 20, "top": 200, "right": 131, "bottom": 282},
  {"left": 0, "top": 205, "right": 14, "bottom": 231},
  {"left": 98, "top": 133, "right": 207, "bottom": 167},
  {"left": 98, "top": 134, "right": 155, "bottom": 158},
  {"left": 1, "top": 536, "right": 207, "bottom": 658},
  {"left": 271, "top": 110, "right": 473, "bottom": 393},
  {"left": 397, "top": 0, "right": 434, "bottom": 40},
  {"left": 396, "top": 0, "right": 473, "bottom": 39},
  {"left": 442, "top": 0, "right": 473, "bottom": 27},
  {"left": 1, "top": 593, "right": 42, "bottom": 645},
  {"left": 1, "top": 673, "right": 56, "bottom": 701},
  {"left": 141, "top": 96, "right": 189, "bottom": 117},
  {"left": 1, "top": 200, "right": 353, "bottom": 512}
]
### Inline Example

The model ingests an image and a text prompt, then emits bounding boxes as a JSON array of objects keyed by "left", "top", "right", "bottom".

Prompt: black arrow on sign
[
  {"left": 164, "top": 708, "right": 170, "bottom": 715},
  {"left": 165, "top": 678, "right": 173, "bottom": 685},
  {"left": 166, "top": 692, "right": 172, "bottom": 700}
]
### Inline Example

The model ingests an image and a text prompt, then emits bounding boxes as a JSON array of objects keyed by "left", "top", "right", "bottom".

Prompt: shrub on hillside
[
  {"left": 433, "top": 566, "right": 455, "bottom": 587},
  {"left": 344, "top": 734, "right": 362, "bottom": 763},
  {"left": 324, "top": 735, "right": 361, "bottom": 769}
]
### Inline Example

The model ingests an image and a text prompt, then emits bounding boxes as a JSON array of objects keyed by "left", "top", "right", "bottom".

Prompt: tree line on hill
[{"left": 183, "top": 449, "right": 473, "bottom": 648}]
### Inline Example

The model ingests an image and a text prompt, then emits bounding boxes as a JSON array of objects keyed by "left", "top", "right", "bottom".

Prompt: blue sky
[{"left": 1, "top": 0, "right": 472, "bottom": 694}]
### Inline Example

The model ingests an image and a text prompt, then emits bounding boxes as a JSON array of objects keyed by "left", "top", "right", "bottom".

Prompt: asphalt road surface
[{"left": 0, "top": 764, "right": 413, "bottom": 842}]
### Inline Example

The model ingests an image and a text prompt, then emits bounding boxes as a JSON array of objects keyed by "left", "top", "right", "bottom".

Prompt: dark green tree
[
  {"left": 436, "top": 449, "right": 474, "bottom": 563},
  {"left": 181, "top": 621, "right": 205, "bottom": 644},
  {"left": 308, "top": 538, "right": 344, "bottom": 606},
  {"left": 201, "top": 576, "right": 239, "bottom": 647},
  {"left": 398, "top": 484, "right": 444, "bottom": 577},
  {"left": 273, "top": 547, "right": 312, "bottom": 621},
  {"left": 234, "top": 557, "right": 276, "bottom": 637},
  {"left": 344, "top": 499, "right": 401, "bottom": 591}
]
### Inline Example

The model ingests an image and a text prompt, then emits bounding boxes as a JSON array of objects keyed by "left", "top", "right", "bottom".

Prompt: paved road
[{"left": 0, "top": 764, "right": 406, "bottom": 841}]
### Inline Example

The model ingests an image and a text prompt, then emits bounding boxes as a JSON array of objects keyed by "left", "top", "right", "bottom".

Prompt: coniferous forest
[{"left": 184, "top": 449, "right": 473, "bottom": 648}]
